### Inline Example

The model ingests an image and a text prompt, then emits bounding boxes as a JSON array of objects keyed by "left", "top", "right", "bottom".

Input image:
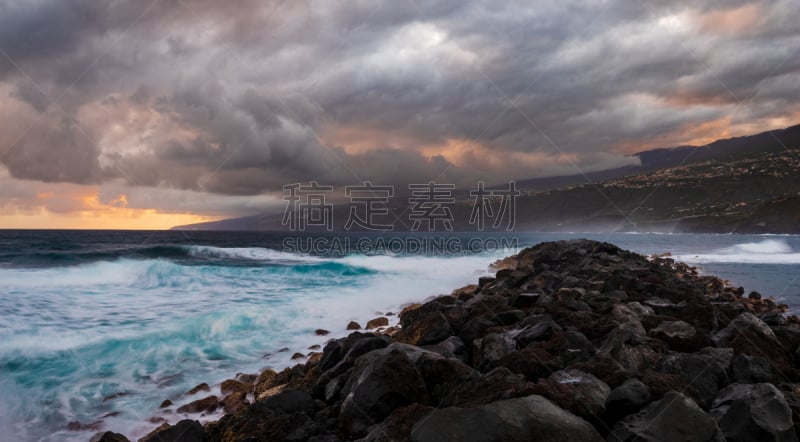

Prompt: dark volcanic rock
[
  {"left": 605, "top": 378, "right": 651, "bottom": 422},
  {"left": 609, "top": 391, "right": 724, "bottom": 442},
  {"left": 731, "top": 353, "right": 778, "bottom": 384},
  {"left": 659, "top": 347, "right": 732, "bottom": 408},
  {"left": 140, "top": 419, "right": 207, "bottom": 442},
  {"left": 531, "top": 369, "right": 611, "bottom": 425},
  {"left": 338, "top": 346, "right": 429, "bottom": 437},
  {"left": 711, "top": 383, "right": 797, "bottom": 442},
  {"left": 90, "top": 432, "right": 130, "bottom": 442},
  {"left": 176, "top": 395, "right": 219, "bottom": 414},
  {"left": 395, "top": 311, "right": 453, "bottom": 346},
  {"left": 366, "top": 317, "right": 390, "bottom": 329},
  {"left": 137, "top": 240, "right": 800, "bottom": 442},
  {"left": 410, "top": 395, "right": 603, "bottom": 442}
]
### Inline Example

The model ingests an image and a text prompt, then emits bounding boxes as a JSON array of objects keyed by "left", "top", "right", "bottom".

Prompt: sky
[{"left": 0, "top": 0, "right": 798, "bottom": 229}]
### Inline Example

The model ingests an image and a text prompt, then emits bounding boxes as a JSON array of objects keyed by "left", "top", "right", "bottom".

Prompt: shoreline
[{"left": 95, "top": 239, "right": 800, "bottom": 441}]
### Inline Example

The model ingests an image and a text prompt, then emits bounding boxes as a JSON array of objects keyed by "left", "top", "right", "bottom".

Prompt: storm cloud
[{"left": 0, "top": 0, "right": 799, "bottom": 219}]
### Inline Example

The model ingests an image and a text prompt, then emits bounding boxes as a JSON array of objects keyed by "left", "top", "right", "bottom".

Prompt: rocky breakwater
[{"left": 96, "top": 239, "right": 800, "bottom": 442}]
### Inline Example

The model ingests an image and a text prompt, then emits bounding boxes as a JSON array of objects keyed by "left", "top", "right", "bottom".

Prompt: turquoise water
[{"left": 0, "top": 231, "right": 798, "bottom": 441}]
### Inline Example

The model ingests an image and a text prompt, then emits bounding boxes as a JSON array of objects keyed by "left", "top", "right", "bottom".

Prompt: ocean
[{"left": 0, "top": 230, "right": 799, "bottom": 441}]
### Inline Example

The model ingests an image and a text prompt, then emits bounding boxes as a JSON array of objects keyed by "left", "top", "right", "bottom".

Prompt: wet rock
[
  {"left": 410, "top": 395, "right": 603, "bottom": 442},
  {"left": 235, "top": 373, "right": 257, "bottom": 384},
  {"left": 711, "top": 383, "right": 797, "bottom": 442},
  {"left": 186, "top": 383, "right": 210, "bottom": 395},
  {"left": 254, "top": 368, "right": 279, "bottom": 397},
  {"left": 308, "top": 344, "right": 321, "bottom": 350},
  {"left": 366, "top": 317, "right": 389, "bottom": 329},
  {"left": 346, "top": 321, "right": 361, "bottom": 330},
  {"left": 609, "top": 391, "right": 723, "bottom": 442},
  {"left": 90, "top": 432, "right": 130, "bottom": 442},
  {"left": 220, "top": 379, "right": 252, "bottom": 395},
  {"left": 159, "top": 399, "right": 172, "bottom": 408},
  {"left": 221, "top": 391, "right": 249, "bottom": 415},
  {"left": 140, "top": 419, "right": 207, "bottom": 442},
  {"left": 395, "top": 311, "right": 452, "bottom": 346},
  {"left": 291, "top": 352, "right": 306, "bottom": 360},
  {"left": 315, "top": 329, "right": 330, "bottom": 336},
  {"left": 176, "top": 395, "right": 219, "bottom": 414},
  {"left": 605, "top": 378, "right": 651, "bottom": 422}
]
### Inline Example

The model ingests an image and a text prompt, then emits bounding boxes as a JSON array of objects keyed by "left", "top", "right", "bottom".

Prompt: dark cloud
[{"left": 0, "top": 0, "right": 798, "bottom": 212}]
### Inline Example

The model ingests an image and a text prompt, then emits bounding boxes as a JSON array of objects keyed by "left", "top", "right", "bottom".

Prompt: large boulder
[
  {"left": 713, "top": 313, "right": 793, "bottom": 375},
  {"left": 659, "top": 348, "right": 732, "bottom": 408},
  {"left": 711, "top": 383, "right": 797, "bottom": 442},
  {"left": 609, "top": 391, "right": 724, "bottom": 442},
  {"left": 410, "top": 395, "right": 603, "bottom": 442},
  {"left": 605, "top": 378, "right": 651, "bottom": 422},
  {"left": 531, "top": 369, "right": 611, "bottom": 425},
  {"left": 396, "top": 311, "right": 453, "bottom": 346},
  {"left": 338, "top": 347, "right": 429, "bottom": 437}
]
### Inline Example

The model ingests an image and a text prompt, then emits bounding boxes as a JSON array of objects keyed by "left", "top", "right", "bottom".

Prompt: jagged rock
[
  {"left": 659, "top": 347, "right": 732, "bottom": 408},
  {"left": 476, "top": 332, "right": 516, "bottom": 370},
  {"left": 711, "top": 383, "right": 797, "bottom": 442},
  {"left": 492, "top": 309, "right": 526, "bottom": 325},
  {"left": 611, "top": 302, "right": 655, "bottom": 322},
  {"left": 421, "top": 335, "right": 466, "bottom": 360},
  {"left": 254, "top": 368, "right": 279, "bottom": 397},
  {"left": 395, "top": 311, "right": 452, "bottom": 346},
  {"left": 338, "top": 347, "right": 429, "bottom": 437},
  {"left": 261, "top": 389, "right": 316, "bottom": 415},
  {"left": 221, "top": 391, "right": 249, "bottom": 415},
  {"left": 410, "top": 395, "right": 603, "bottom": 442},
  {"left": 220, "top": 379, "right": 252, "bottom": 395},
  {"left": 605, "top": 378, "right": 651, "bottom": 421},
  {"left": 439, "top": 366, "right": 534, "bottom": 407},
  {"left": 498, "top": 346, "right": 563, "bottom": 382},
  {"left": 731, "top": 353, "right": 777, "bottom": 384},
  {"left": 650, "top": 320, "right": 711, "bottom": 352},
  {"left": 532, "top": 369, "right": 611, "bottom": 425},
  {"left": 509, "top": 292, "right": 540, "bottom": 308},
  {"left": 140, "top": 419, "right": 207, "bottom": 442},
  {"left": 186, "top": 383, "right": 209, "bottom": 395},
  {"left": 176, "top": 395, "right": 219, "bottom": 414},
  {"left": 609, "top": 391, "right": 724, "bottom": 442},
  {"left": 90, "top": 432, "right": 129, "bottom": 442},
  {"left": 512, "top": 318, "right": 561, "bottom": 347}
]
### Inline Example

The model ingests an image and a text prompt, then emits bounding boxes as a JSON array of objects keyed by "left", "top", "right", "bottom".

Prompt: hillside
[{"left": 172, "top": 124, "right": 800, "bottom": 233}]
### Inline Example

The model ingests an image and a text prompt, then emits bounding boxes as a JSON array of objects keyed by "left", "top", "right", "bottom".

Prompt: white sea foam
[
  {"left": 675, "top": 239, "right": 800, "bottom": 264},
  {"left": 184, "top": 245, "right": 322, "bottom": 263}
]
